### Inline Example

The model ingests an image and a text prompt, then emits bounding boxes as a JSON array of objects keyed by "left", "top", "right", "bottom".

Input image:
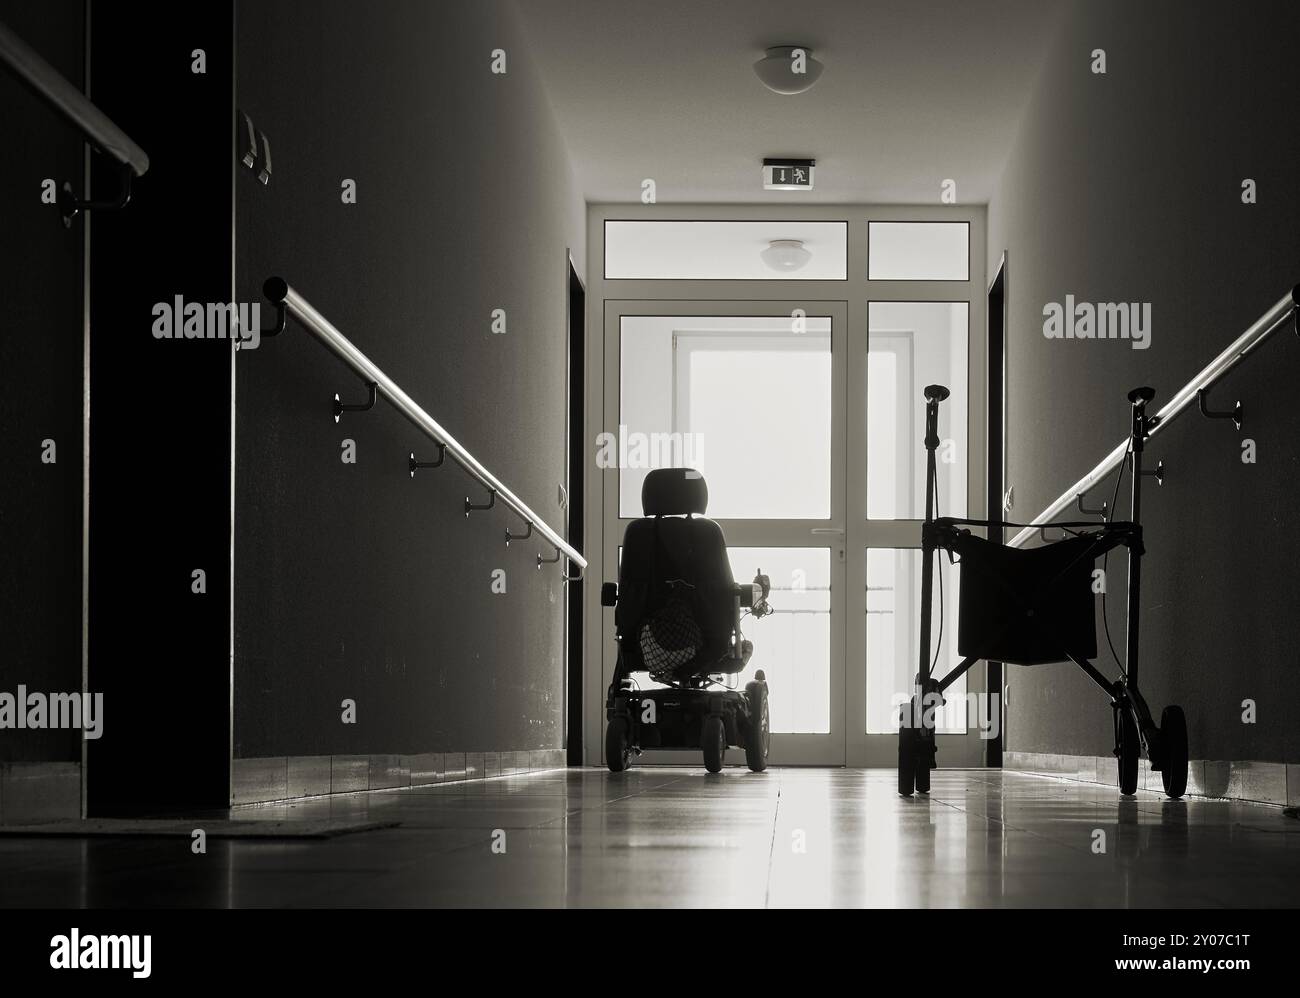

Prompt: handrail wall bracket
[
  {"left": 59, "top": 161, "right": 135, "bottom": 228},
  {"left": 464, "top": 489, "right": 497, "bottom": 516},
  {"left": 333, "top": 382, "right": 379, "bottom": 423},
  {"left": 1077, "top": 493, "right": 1108, "bottom": 518},
  {"left": 409, "top": 445, "right": 446, "bottom": 477},
  {"left": 1198, "top": 387, "right": 1243, "bottom": 431}
]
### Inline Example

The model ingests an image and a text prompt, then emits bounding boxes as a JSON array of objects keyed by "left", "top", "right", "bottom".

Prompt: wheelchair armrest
[{"left": 600, "top": 582, "right": 618, "bottom": 607}]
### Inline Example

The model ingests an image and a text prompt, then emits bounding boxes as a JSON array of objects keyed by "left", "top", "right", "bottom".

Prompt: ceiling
[{"left": 514, "top": 0, "right": 1069, "bottom": 204}]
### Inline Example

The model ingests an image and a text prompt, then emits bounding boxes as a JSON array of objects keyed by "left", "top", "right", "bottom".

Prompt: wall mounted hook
[
  {"left": 1139, "top": 459, "right": 1165, "bottom": 485},
  {"left": 505, "top": 521, "right": 533, "bottom": 545},
  {"left": 256, "top": 129, "right": 272, "bottom": 185},
  {"left": 464, "top": 488, "right": 496, "bottom": 516},
  {"left": 409, "top": 444, "right": 446, "bottom": 477},
  {"left": 1197, "top": 387, "right": 1243, "bottom": 431},
  {"left": 1076, "top": 493, "right": 1108, "bottom": 518},
  {"left": 1038, "top": 524, "right": 1064, "bottom": 544},
  {"left": 239, "top": 110, "right": 257, "bottom": 168},
  {"left": 333, "top": 381, "right": 378, "bottom": 423},
  {"left": 537, "top": 548, "right": 561, "bottom": 569}
]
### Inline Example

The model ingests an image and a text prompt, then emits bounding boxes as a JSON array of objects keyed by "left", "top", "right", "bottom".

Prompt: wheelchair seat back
[{"left": 614, "top": 469, "right": 737, "bottom": 677}]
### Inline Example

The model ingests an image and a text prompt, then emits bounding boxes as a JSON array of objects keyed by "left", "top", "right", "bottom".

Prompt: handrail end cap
[{"left": 263, "top": 276, "right": 288, "bottom": 304}]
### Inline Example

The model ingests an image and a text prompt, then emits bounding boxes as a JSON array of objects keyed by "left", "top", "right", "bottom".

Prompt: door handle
[{"left": 810, "top": 527, "right": 845, "bottom": 535}]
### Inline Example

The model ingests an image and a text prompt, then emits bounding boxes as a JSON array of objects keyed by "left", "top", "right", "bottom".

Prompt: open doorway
[
  {"left": 566, "top": 255, "right": 585, "bottom": 766},
  {"left": 985, "top": 253, "right": 1006, "bottom": 767}
]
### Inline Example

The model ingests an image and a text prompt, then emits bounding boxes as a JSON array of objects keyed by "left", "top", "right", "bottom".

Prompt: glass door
[
  {"left": 846, "top": 297, "right": 988, "bottom": 768},
  {"left": 601, "top": 300, "right": 848, "bottom": 765}
]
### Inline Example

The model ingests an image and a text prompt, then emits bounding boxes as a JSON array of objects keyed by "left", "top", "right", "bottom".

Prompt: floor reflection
[{"left": 0, "top": 768, "right": 1295, "bottom": 907}]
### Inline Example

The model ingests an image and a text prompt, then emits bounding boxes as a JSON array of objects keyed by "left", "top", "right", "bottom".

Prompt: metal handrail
[
  {"left": 262, "top": 278, "right": 586, "bottom": 575},
  {"left": 1008, "top": 283, "right": 1300, "bottom": 548},
  {"left": 0, "top": 19, "right": 149, "bottom": 176}
]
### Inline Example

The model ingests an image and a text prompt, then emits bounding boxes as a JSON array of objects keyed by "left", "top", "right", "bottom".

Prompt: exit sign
[{"left": 763, "top": 158, "right": 815, "bottom": 191}]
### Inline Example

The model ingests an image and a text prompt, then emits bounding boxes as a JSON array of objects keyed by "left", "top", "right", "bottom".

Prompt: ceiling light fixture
[
  {"left": 753, "top": 45, "right": 824, "bottom": 95},
  {"left": 760, "top": 239, "right": 812, "bottom": 273}
]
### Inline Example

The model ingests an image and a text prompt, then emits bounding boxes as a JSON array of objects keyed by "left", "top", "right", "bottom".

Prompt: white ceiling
[{"left": 514, "top": 0, "right": 1069, "bottom": 204}]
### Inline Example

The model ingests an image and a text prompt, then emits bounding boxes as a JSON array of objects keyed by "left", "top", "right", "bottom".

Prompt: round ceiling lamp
[
  {"left": 760, "top": 239, "right": 812, "bottom": 273},
  {"left": 753, "top": 45, "right": 824, "bottom": 95}
]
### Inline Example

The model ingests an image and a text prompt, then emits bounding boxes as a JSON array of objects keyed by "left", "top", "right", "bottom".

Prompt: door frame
[
  {"left": 601, "top": 298, "right": 849, "bottom": 766},
  {"left": 583, "top": 204, "right": 987, "bottom": 769}
]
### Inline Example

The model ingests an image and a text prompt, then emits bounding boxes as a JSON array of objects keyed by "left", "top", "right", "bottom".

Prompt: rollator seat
[{"left": 947, "top": 528, "right": 1099, "bottom": 665}]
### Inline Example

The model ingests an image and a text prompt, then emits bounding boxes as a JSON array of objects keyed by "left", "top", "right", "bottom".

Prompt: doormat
[{"left": 0, "top": 817, "right": 399, "bottom": 839}]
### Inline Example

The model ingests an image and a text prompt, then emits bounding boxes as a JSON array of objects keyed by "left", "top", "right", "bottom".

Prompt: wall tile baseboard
[
  {"left": 1004, "top": 751, "right": 1297, "bottom": 807},
  {"left": 0, "top": 762, "right": 81, "bottom": 824},
  {"left": 232, "top": 749, "right": 567, "bottom": 805}
]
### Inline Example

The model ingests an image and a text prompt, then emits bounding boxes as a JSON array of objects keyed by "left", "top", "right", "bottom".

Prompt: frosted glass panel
[
  {"left": 728, "top": 548, "right": 830, "bottom": 734},
  {"left": 606, "top": 221, "right": 848, "bottom": 280},
  {"left": 866, "top": 548, "right": 966, "bottom": 734},
  {"left": 868, "top": 222, "right": 969, "bottom": 281},
  {"left": 619, "top": 315, "right": 832, "bottom": 518},
  {"left": 867, "top": 302, "right": 967, "bottom": 519}
]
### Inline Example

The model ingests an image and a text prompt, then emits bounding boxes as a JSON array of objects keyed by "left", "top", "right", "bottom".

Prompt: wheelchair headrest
[{"left": 642, "top": 468, "right": 708, "bottom": 516}]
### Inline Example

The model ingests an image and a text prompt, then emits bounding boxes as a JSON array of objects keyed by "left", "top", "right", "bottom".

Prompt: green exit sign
[{"left": 763, "top": 158, "right": 815, "bottom": 190}]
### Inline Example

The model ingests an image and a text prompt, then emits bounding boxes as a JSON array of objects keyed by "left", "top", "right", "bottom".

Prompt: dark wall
[
  {"left": 232, "top": 0, "right": 583, "bottom": 757},
  {"left": 989, "top": 0, "right": 1300, "bottom": 764},
  {"left": 85, "top": 3, "right": 235, "bottom": 813},
  {"left": 0, "top": 0, "right": 84, "bottom": 763}
]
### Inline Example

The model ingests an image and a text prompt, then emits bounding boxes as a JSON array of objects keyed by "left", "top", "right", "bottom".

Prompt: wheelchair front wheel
[
  {"left": 702, "top": 715, "right": 726, "bottom": 773},
  {"left": 605, "top": 716, "right": 633, "bottom": 773},
  {"left": 1159, "top": 705, "right": 1188, "bottom": 799}
]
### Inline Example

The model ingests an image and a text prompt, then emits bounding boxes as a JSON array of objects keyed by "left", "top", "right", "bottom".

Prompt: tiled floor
[{"left": 1, "top": 768, "right": 1296, "bottom": 907}]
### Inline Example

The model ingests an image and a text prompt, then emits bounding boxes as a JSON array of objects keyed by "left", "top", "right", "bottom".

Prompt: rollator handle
[
  {"left": 1127, "top": 385, "right": 1155, "bottom": 406},
  {"left": 924, "top": 384, "right": 950, "bottom": 404}
]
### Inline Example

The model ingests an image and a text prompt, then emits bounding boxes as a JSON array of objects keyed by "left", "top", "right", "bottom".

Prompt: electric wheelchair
[{"left": 600, "top": 468, "right": 773, "bottom": 773}]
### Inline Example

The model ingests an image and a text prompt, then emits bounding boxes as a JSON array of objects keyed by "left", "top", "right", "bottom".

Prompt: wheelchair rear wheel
[
  {"left": 1159, "top": 705, "right": 1188, "bottom": 799},
  {"left": 701, "top": 715, "right": 726, "bottom": 773},
  {"left": 1117, "top": 708, "right": 1140, "bottom": 795},
  {"left": 744, "top": 681, "right": 770, "bottom": 772},
  {"left": 605, "top": 716, "right": 633, "bottom": 773}
]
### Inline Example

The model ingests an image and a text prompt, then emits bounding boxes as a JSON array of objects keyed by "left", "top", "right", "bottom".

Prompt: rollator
[{"left": 899, "top": 384, "right": 1189, "bottom": 799}]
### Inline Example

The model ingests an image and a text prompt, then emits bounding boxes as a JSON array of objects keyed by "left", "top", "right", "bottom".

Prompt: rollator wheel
[
  {"left": 1159, "top": 705, "right": 1188, "bottom": 799},
  {"left": 702, "top": 715, "right": 726, "bottom": 773},
  {"left": 605, "top": 716, "right": 633, "bottom": 773},
  {"left": 898, "top": 726, "right": 916, "bottom": 796},
  {"left": 1117, "top": 708, "right": 1140, "bottom": 795},
  {"left": 914, "top": 735, "right": 932, "bottom": 794},
  {"left": 743, "top": 681, "right": 770, "bottom": 773}
]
